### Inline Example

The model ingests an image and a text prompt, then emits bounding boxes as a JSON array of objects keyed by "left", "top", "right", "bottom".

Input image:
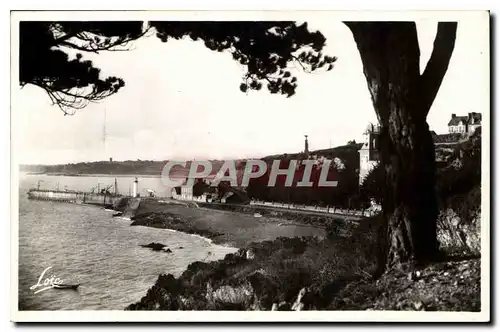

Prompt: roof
[
  {"left": 448, "top": 113, "right": 482, "bottom": 126},
  {"left": 448, "top": 116, "right": 468, "bottom": 126},
  {"left": 467, "top": 112, "right": 482, "bottom": 125}
]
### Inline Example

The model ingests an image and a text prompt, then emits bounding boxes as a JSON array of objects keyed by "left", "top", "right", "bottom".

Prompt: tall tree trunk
[{"left": 345, "top": 22, "right": 457, "bottom": 269}]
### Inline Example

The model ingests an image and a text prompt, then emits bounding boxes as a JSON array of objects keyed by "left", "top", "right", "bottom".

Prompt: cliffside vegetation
[
  {"left": 361, "top": 130, "right": 482, "bottom": 255},
  {"left": 127, "top": 213, "right": 480, "bottom": 311}
]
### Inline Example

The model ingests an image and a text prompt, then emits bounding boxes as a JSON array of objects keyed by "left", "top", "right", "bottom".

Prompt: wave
[{"left": 160, "top": 228, "right": 215, "bottom": 245}]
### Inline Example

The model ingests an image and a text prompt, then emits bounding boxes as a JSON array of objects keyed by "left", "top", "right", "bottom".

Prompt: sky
[{"left": 13, "top": 18, "right": 488, "bottom": 165}]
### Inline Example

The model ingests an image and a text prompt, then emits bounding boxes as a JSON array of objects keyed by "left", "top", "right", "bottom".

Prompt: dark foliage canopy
[
  {"left": 19, "top": 21, "right": 337, "bottom": 114},
  {"left": 19, "top": 21, "right": 145, "bottom": 114},
  {"left": 359, "top": 162, "right": 384, "bottom": 204}
]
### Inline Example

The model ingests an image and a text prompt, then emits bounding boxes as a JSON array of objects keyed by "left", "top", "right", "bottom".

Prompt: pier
[{"left": 27, "top": 189, "right": 123, "bottom": 207}]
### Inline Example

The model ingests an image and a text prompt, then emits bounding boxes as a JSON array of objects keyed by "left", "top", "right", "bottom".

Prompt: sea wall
[
  {"left": 249, "top": 200, "right": 378, "bottom": 217},
  {"left": 119, "top": 197, "right": 142, "bottom": 219},
  {"left": 198, "top": 202, "right": 361, "bottom": 224},
  {"left": 27, "top": 189, "right": 122, "bottom": 206}
]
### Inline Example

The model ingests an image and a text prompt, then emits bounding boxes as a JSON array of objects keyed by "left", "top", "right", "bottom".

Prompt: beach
[{"left": 129, "top": 200, "right": 329, "bottom": 248}]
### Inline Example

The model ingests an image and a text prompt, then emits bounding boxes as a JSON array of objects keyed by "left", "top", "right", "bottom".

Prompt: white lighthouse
[{"left": 132, "top": 177, "right": 138, "bottom": 197}]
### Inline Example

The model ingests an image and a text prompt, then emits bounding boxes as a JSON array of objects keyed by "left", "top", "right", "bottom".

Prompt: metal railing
[{"left": 249, "top": 200, "right": 381, "bottom": 218}]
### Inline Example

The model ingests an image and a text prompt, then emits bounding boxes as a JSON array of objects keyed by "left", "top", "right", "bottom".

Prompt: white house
[{"left": 448, "top": 112, "right": 481, "bottom": 134}]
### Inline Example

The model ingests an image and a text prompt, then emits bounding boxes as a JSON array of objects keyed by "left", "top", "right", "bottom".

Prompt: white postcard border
[{"left": 10, "top": 10, "right": 491, "bottom": 322}]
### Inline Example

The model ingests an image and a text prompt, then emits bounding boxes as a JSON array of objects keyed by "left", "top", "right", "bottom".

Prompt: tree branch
[
  {"left": 291, "top": 55, "right": 310, "bottom": 73},
  {"left": 60, "top": 41, "right": 99, "bottom": 53},
  {"left": 30, "top": 79, "right": 116, "bottom": 115},
  {"left": 59, "top": 28, "right": 152, "bottom": 54},
  {"left": 52, "top": 32, "right": 77, "bottom": 45},
  {"left": 420, "top": 22, "right": 458, "bottom": 116}
]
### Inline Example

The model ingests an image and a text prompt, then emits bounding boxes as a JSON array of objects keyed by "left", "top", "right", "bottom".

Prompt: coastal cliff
[{"left": 127, "top": 218, "right": 480, "bottom": 311}]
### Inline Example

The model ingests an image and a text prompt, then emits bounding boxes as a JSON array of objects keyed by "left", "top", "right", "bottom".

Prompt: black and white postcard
[{"left": 10, "top": 10, "right": 490, "bottom": 322}]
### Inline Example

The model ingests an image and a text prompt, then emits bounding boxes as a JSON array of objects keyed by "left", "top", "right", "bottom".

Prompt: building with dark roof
[{"left": 448, "top": 112, "right": 481, "bottom": 134}]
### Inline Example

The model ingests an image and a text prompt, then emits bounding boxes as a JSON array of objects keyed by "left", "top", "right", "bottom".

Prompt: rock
[
  {"left": 245, "top": 271, "right": 277, "bottom": 310},
  {"left": 234, "top": 248, "right": 248, "bottom": 259},
  {"left": 408, "top": 271, "right": 421, "bottom": 281},
  {"left": 291, "top": 287, "right": 307, "bottom": 311},
  {"left": 278, "top": 301, "right": 291, "bottom": 311},
  {"left": 165, "top": 248, "right": 172, "bottom": 253},
  {"left": 140, "top": 242, "right": 166, "bottom": 251},
  {"left": 206, "top": 282, "right": 254, "bottom": 306},
  {"left": 414, "top": 301, "right": 424, "bottom": 311},
  {"left": 177, "top": 246, "right": 184, "bottom": 249},
  {"left": 292, "top": 302, "right": 304, "bottom": 311},
  {"left": 246, "top": 249, "right": 256, "bottom": 260},
  {"left": 179, "top": 296, "right": 190, "bottom": 308},
  {"left": 437, "top": 208, "right": 480, "bottom": 254}
]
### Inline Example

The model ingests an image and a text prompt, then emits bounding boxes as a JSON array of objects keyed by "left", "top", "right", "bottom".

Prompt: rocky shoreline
[
  {"left": 126, "top": 223, "right": 481, "bottom": 311},
  {"left": 130, "top": 212, "right": 224, "bottom": 242},
  {"left": 126, "top": 205, "right": 481, "bottom": 311},
  {"left": 126, "top": 236, "right": 343, "bottom": 311}
]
